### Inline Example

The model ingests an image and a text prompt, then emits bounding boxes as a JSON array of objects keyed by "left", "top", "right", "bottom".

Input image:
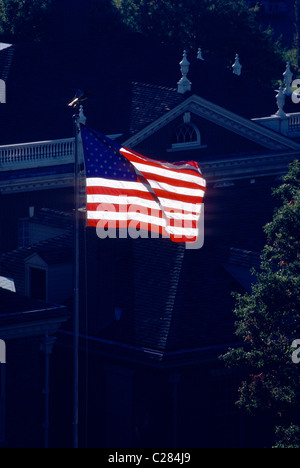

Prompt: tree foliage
[
  {"left": 222, "top": 160, "right": 300, "bottom": 448},
  {"left": 87, "top": 0, "right": 124, "bottom": 38},
  {"left": 0, "top": 0, "right": 52, "bottom": 41},
  {"left": 114, "top": 0, "right": 286, "bottom": 86},
  {"left": 0, "top": 0, "right": 124, "bottom": 42}
]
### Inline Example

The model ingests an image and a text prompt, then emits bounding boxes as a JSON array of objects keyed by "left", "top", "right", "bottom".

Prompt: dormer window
[
  {"left": 25, "top": 254, "right": 48, "bottom": 301},
  {"left": 29, "top": 267, "right": 47, "bottom": 301}
]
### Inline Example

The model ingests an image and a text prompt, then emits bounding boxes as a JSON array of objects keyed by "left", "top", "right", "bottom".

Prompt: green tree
[
  {"left": 0, "top": 0, "right": 52, "bottom": 41},
  {"left": 0, "top": 0, "right": 124, "bottom": 42},
  {"left": 222, "top": 160, "right": 300, "bottom": 448},
  {"left": 87, "top": 0, "right": 125, "bottom": 38},
  {"left": 114, "top": 0, "right": 286, "bottom": 86}
]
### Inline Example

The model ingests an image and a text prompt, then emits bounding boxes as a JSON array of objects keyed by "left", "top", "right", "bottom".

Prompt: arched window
[
  {"left": 175, "top": 124, "right": 199, "bottom": 145},
  {"left": 170, "top": 123, "right": 206, "bottom": 152}
]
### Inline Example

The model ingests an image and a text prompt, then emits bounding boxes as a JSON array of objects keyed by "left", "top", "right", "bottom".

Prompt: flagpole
[{"left": 73, "top": 110, "right": 80, "bottom": 449}]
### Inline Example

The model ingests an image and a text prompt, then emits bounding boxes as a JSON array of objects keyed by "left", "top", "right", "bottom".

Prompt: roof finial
[
  {"left": 283, "top": 61, "right": 293, "bottom": 96},
  {"left": 177, "top": 50, "right": 192, "bottom": 94},
  {"left": 232, "top": 53, "right": 242, "bottom": 76},
  {"left": 197, "top": 47, "right": 204, "bottom": 61},
  {"left": 275, "top": 84, "right": 287, "bottom": 118}
]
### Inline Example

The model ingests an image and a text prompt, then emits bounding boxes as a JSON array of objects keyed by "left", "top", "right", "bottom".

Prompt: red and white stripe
[{"left": 86, "top": 146, "right": 206, "bottom": 243}]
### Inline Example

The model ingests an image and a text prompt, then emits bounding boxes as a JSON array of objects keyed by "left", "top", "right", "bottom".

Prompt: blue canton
[{"left": 81, "top": 125, "right": 137, "bottom": 182}]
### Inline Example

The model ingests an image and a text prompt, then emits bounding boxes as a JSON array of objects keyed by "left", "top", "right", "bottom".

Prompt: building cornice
[
  {"left": 59, "top": 330, "right": 243, "bottom": 368},
  {"left": 0, "top": 309, "right": 70, "bottom": 340},
  {"left": 201, "top": 149, "right": 300, "bottom": 182},
  {"left": 0, "top": 173, "right": 74, "bottom": 194},
  {"left": 0, "top": 149, "right": 298, "bottom": 194}
]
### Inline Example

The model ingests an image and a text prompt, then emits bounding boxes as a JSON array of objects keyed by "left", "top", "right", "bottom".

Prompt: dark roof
[
  {"left": 129, "top": 82, "right": 184, "bottom": 135},
  {"left": 165, "top": 243, "right": 242, "bottom": 350},
  {"left": 0, "top": 44, "right": 15, "bottom": 82},
  {"left": 97, "top": 238, "right": 249, "bottom": 353},
  {"left": 26, "top": 208, "right": 73, "bottom": 231},
  {"left": 132, "top": 238, "right": 186, "bottom": 351},
  {"left": 0, "top": 286, "right": 65, "bottom": 315},
  {"left": 226, "top": 248, "right": 261, "bottom": 270},
  {"left": 0, "top": 288, "right": 70, "bottom": 338},
  {"left": 222, "top": 248, "right": 261, "bottom": 292},
  {"left": 0, "top": 232, "right": 73, "bottom": 285}
]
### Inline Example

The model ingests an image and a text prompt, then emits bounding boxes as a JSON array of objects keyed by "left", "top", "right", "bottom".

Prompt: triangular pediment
[{"left": 123, "top": 94, "right": 300, "bottom": 152}]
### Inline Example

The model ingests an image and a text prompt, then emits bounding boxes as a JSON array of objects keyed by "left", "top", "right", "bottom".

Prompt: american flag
[{"left": 81, "top": 125, "right": 206, "bottom": 243}]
